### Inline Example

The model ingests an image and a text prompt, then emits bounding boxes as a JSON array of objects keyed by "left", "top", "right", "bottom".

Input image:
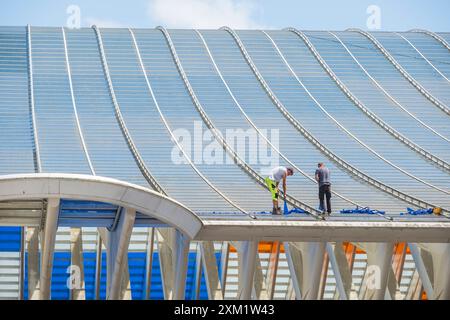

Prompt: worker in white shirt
[{"left": 265, "top": 166, "right": 294, "bottom": 215}]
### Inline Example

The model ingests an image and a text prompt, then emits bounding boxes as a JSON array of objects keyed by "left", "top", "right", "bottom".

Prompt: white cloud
[
  {"left": 84, "top": 17, "right": 125, "bottom": 28},
  {"left": 148, "top": 0, "right": 264, "bottom": 29}
]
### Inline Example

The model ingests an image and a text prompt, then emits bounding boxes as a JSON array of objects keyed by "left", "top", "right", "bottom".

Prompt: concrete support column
[
  {"left": 172, "top": 230, "right": 190, "bottom": 300},
  {"left": 94, "top": 231, "right": 102, "bottom": 300},
  {"left": 200, "top": 241, "right": 223, "bottom": 300},
  {"left": 70, "top": 227, "right": 85, "bottom": 300},
  {"left": 254, "top": 255, "right": 269, "bottom": 299},
  {"left": 266, "top": 242, "right": 281, "bottom": 300},
  {"left": 357, "top": 242, "right": 393, "bottom": 300},
  {"left": 40, "top": 198, "right": 60, "bottom": 300},
  {"left": 144, "top": 228, "right": 155, "bottom": 300},
  {"left": 418, "top": 243, "right": 450, "bottom": 299},
  {"left": 220, "top": 241, "right": 230, "bottom": 296},
  {"left": 157, "top": 228, "right": 174, "bottom": 299},
  {"left": 26, "top": 227, "right": 40, "bottom": 300},
  {"left": 328, "top": 243, "right": 352, "bottom": 300},
  {"left": 237, "top": 241, "right": 258, "bottom": 300},
  {"left": 106, "top": 207, "right": 136, "bottom": 300},
  {"left": 409, "top": 243, "right": 434, "bottom": 299},
  {"left": 284, "top": 242, "right": 302, "bottom": 299},
  {"left": 194, "top": 243, "right": 202, "bottom": 300},
  {"left": 286, "top": 242, "right": 326, "bottom": 300}
]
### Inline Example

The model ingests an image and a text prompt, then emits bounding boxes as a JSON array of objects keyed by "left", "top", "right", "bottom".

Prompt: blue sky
[{"left": 2, "top": 0, "right": 450, "bottom": 31}]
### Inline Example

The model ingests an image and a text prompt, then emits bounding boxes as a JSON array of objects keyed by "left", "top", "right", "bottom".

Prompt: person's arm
[
  {"left": 282, "top": 174, "right": 287, "bottom": 198},
  {"left": 315, "top": 169, "right": 319, "bottom": 183}
]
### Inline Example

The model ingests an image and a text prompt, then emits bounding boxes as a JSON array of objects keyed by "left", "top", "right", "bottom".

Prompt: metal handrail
[
  {"left": 346, "top": 28, "right": 450, "bottom": 117},
  {"left": 222, "top": 26, "right": 449, "bottom": 215},
  {"left": 156, "top": 26, "right": 323, "bottom": 219},
  {"left": 61, "top": 27, "right": 96, "bottom": 175},
  {"left": 92, "top": 25, "right": 166, "bottom": 195},
  {"left": 26, "top": 25, "right": 42, "bottom": 173},
  {"left": 328, "top": 31, "right": 450, "bottom": 147},
  {"left": 128, "top": 28, "right": 255, "bottom": 219}
]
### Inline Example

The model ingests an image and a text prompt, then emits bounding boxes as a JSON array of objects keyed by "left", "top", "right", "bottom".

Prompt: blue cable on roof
[
  {"left": 255, "top": 207, "right": 308, "bottom": 215},
  {"left": 400, "top": 208, "right": 433, "bottom": 215},
  {"left": 340, "top": 207, "right": 385, "bottom": 215}
]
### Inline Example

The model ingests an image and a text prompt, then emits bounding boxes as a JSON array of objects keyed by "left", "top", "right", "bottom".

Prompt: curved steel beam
[
  {"left": 284, "top": 28, "right": 450, "bottom": 198},
  {"left": 128, "top": 28, "right": 254, "bottom": 219},
  {"left": 409, "top": 29, "right": 450, "bottom": 52},
  {"left": 61, "top": 27, "right": 96, "bottom": 175},
  {"left": 26, "top": 25, "right": 42, "bottom": 173},
  {"left": 199, "top": 29, "right": 361, "bottom": 210},
  {"left": 395, "top": 32, "right": 450, "bottom": 84},
  {"left": 329, "top": 31, "right": 450, "bottom": 146},
  {"left": 156, "top": 26, "right": 323, "bottom": 219},
  {"left": 346, "top": 28, "right": 450, "bottom": 117},
  {"left": 197, "top": 29, "right": 361, "bottom": 212},
  {"left": 0, "top": 173, "right": 203, "bottom": 239},
  {"left": 223, "top": 26, "right": 449, "bottom": 216},
  {"left": 216, "top": 27, "right": 368, "bottom": 206},
  {"left": 92, "top": 25, "right": 166, "bottom": 195}
]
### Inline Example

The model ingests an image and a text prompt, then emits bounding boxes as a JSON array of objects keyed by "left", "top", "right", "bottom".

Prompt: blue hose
[
  {"left": 400, "top": 208, "right": 433, "bottom": 215},
  {"left": 340, "top": 207, "right": 385, "bottom": 215}
]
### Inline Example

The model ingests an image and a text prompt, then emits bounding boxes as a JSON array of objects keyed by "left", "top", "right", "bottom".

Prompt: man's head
[
  {"left": 318, "top": 162, "right": 324, "bottom": 168},
  {"left": 286, "top": 167, "right": 294, "bottom": 176}
]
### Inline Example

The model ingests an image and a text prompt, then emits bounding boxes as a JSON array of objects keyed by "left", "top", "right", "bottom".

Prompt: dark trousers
[{"left": 319, "top": 184, "right": 331, "bottom": 213}]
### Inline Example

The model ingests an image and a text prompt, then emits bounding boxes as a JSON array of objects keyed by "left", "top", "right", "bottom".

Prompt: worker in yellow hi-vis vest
[{"left": 265, "top": 166, "right": 294, "bottom": 215}]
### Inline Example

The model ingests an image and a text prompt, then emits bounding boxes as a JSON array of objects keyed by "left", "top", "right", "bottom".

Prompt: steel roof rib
[
  {"left": 222, "top": 27, "right": 449, "bottom": 216},
  {"left": 202, "top": 29, "right": 361, "bottom": 210},
  {"left": 285, "top": 28, "right": 450, "bottom": 198},
  {"left": 26, "top": 25, "right": 41, "bottom": 173},
  {"left": 92, "top": 25, "right": 165, "bottom": 195},
  {"left": 328, "top": 31, "right": 450, "bottom": 145},
  {"left": 127, "top": 28, "right": 254, "bottom": 219},
  {"left": 347, "top": 28, "right": 450, "bottom": 117},
  {"left": 61, "top": 27, "right": 96, "bottom": 176},
  {"left": 156, "top": 26, "right": 323, "bottom": 219},
  {"left": 395, "top": 32, "right": 450, "bottom": 84},
  {"left": 410, "top": 29, "right": 450, "bottom": 52}
]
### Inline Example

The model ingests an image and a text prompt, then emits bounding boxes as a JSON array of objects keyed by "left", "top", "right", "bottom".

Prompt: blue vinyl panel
[
  {"left": 0, "top": 27, "right": 36, "bottom": 174},
  {"left": 334, "top": 32, "right": 450, "bottom": 152},
  {"left": 98, "top": 28, "right": 236, "bottom": 213},
  {"left": 241, "top": 30, "right": 450, "bottom": 210},
  {"left": 21, "top": 250, "right": 209, "bottom": 300},
  {"left": 64, "top": 28, "right": 149, "bottom": 187},
  {"left": 169, "top": 29, "right": 350, "bottom": 212},
  {"left": 0, "top": 227, "right": 21, "bottom": 252},
  {"left": 30, "top": 27, "right": 92, "bottom": 174},
  {"left": 292, "top": 30, "right": 450, "bottom": 183},
  {"left": 371, "top": 32, "right": 450, "bottom": 106}
]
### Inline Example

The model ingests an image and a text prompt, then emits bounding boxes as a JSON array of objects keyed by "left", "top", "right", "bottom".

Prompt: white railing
[{"left": 26, "top": 25, "right": 42, "bottom": 173}]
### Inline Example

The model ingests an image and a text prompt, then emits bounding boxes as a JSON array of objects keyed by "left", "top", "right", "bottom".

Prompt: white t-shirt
[{"left": 269, "top": 166, "right": 287, "bottom": 182}]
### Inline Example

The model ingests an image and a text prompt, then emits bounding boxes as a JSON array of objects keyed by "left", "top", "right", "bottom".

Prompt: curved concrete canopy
[{"left": 0, "top": 173, "right": 203, "bottom": 239}]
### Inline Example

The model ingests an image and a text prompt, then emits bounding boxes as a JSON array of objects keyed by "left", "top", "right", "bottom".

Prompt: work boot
[
  {"left": 272, "top": 207, "right": 277, "bottom": 215},
  {"left": 276, "top": 207, "right": 282, "bottom": 215}
]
